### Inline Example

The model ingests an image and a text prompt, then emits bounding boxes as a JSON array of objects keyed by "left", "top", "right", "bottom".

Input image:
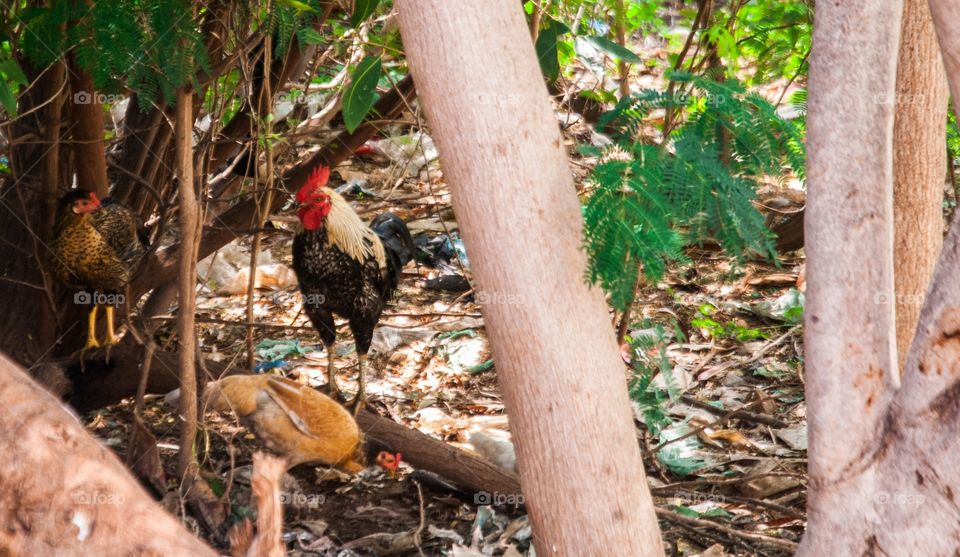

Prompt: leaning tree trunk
[
  {"left": 0, "top": 353, "right": 217, "bottom": 556},
  {"left": 892, "top": 0, "right": 948, "bottom": 373},
  {"left": 802, "top": 0, "right": 960, "bottom": 553},
  {"left": 395, "top": 1, "right": 664, "bottom": 554}
]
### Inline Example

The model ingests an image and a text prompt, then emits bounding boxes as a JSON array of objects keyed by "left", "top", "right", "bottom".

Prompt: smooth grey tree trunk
[
  {"left": 395, "top": 1, "right": 665, "bottom": 554},
  {"left": 802, "top": 0, "right": 960, "bottom": 552}
]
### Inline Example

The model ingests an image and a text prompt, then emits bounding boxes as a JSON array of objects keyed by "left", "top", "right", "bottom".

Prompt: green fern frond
[{"left": 584, "top": 73, "right": 804, "bottom": 313}]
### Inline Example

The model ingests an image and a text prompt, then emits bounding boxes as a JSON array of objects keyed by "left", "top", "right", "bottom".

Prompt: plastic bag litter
[
  {"left": 368, "top": 132, "right": 438, "bottom": 176},
  {"left": 197, "top": 242, "right": 297, "bottom": 295},
  {"left": 222, "top": 264, "right": 298, "bottom": 295}
]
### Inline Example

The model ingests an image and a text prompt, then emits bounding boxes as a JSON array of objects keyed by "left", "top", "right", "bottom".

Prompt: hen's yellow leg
[
  {"left": 80, "top": 305, "right": 100, "bottom": 365},
  {"left": 104, "top": 305, "right": 120, "bottom": 362}
]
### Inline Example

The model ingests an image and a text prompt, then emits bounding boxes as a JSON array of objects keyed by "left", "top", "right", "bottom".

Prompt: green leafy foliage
[
  {"left": 656, "top": 423, "right": 709, "bottom": 476},
  {"left": 351, "top": 0, "right": 381, "bottom": 28},
  {"left": 626, "top": 323, "right": 679, "bottom": 436},
  {"left": 276, "top": 0, "right": 314, "bottom": 11},
  {"left": 736, "top": 0, "right": 812, "bottom": 85},
  {"left": 534, "top": 18, "right": 570, "bottom": 82},
  {"left": 16, "top": 0, "right": 330, "bottom": 106},
  {"left": 583, "top": 35, "right": 642, "bottom": 64},
  {"left": 21, "top": 0, "right": 210, "bottom": 106},
  {"left": 691, "top": 303, "right": 766, "bottom": 342},
  {"left": 342, "top": 55, "right": 382, "bottom": 133},
  {"left": 0, "top": 47, "right": 27, "bottom": 115},
  {"left": 948, "top": 109, "right": 960, "bottom": 167},
  {"left": 584, "top": 72, "right": 805, "bottom": 311},
  {"left": 297, "top": 27, "right": 324, "bottom": 45}
]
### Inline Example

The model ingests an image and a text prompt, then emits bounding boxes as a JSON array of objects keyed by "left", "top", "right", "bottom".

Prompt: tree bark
[
  {"left": 395, "top": 1, "right": 664, "bottom": 554},
  {"left": 3, "top": 59, "right": 66, "bottom": 365},
  {"left": 0, "top": 353, "right": 217, "bottom": 556},
  {"left": 892, "top": 0, "right": 948, "bottom": 373},
  {"left": 66, "top": 60, "right": 109, "bottom": 197},
  {"left": 37, "top": 59, "right": 67, "bottom": 351},
  {"left": 175, "top": 87, "right": 201, "bottom": 479},
  {"left": 794, "top": 0, "right": 960, "bottom": 552}
]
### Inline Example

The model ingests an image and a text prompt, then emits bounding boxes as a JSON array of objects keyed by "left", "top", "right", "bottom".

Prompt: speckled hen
[{"left": 49, "top": 189, "right": 146, "bottom": 359}]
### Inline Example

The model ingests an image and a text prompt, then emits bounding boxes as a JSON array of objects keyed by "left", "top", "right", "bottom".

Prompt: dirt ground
[{"left": 83, "top": 142, "right": 807, "bottom": 555}]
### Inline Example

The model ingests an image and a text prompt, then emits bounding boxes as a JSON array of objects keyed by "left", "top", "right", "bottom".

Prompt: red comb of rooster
[{"left": 296, "top": 165, "right": 330, "bottom": 204}]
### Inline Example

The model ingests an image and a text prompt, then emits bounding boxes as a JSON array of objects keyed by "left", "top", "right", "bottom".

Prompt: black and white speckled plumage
[{"left": 292, "top": 208, "right": 413, "bottom": 356}]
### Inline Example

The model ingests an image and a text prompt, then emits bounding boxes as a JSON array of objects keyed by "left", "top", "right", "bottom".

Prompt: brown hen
[{"left": 203, "top": 375, "right": 365, "bottom": 473}]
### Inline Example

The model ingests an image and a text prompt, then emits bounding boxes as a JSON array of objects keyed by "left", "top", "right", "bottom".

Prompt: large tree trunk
[
  {"left": 66, "top": 61, "right": 110, "bottom": 197},
  {"left": 395, "top": 1, "right": 664, "bottom": 554},
  {"left": 800, "top": 0, "right": 903, "bottom": 553},
  {"left": 800, "top": 0, "right": 960, "bottom": 553},
  {"left": 0, "top": 353, "right": 217, "bottom": 556},
  {"left": 893, "top": 0, "right": 948, "bottom": 373},
  {"left": 2, "top": 59, "right": 66, "bottom": 365}
]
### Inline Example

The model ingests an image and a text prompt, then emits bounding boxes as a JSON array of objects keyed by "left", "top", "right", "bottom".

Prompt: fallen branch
[
  {"left": 63, "top": 345, "right": 521, "bottom": 497},
  {"left": 655, "top": 507, "right": 799, "bottom": 551},
  {"left": 680, "top": 394, "right": 790, "bottom": 429},
  {"left": 355, "top": 406, "right": 522, "bottom": 497}
]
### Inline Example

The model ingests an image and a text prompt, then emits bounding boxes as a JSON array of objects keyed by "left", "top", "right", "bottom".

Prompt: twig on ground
[{"left": 655, "top": 507, "right": 799, "bottom": 551}]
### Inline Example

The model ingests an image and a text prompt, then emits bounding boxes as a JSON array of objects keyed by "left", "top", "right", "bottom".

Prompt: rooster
[
  {"left": 292, "top": 166, "right": 414, "bottom": 413},
  {"left": 49, "top": 189, "right": 146, "bottom": 360}
]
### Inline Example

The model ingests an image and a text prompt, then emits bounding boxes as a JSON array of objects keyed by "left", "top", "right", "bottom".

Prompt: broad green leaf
[
  {"left": 0, "top": 80, "right": 16, "bottom": 115},
  {"left": 583, "top": 35, "right": 643, "bottom": 64},
  {"left": 275, "top": 0, "right": 314, "bottom": 12},
  {"left": 351, "top": 0, "right": 381, "bottom": 28},
  {"left": 342, "top": 55, "right": 381, "bottom": 133},
  {"left": 297, "top": 27, "right": 323, "bottom": 45},
  {"left": 534, "top": 19, "right": 570, "bottom": 82},
  {"left": 0, "top": 59, "right": 27, "bottom": 86}
]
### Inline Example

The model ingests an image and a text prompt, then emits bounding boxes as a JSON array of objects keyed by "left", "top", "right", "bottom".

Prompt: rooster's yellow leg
[
  {"left": 350, "top": 354, "right": 366, "bottom": 416},
  {"left": 326, "top": 343, "right": 342, "bottom": 401}
]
